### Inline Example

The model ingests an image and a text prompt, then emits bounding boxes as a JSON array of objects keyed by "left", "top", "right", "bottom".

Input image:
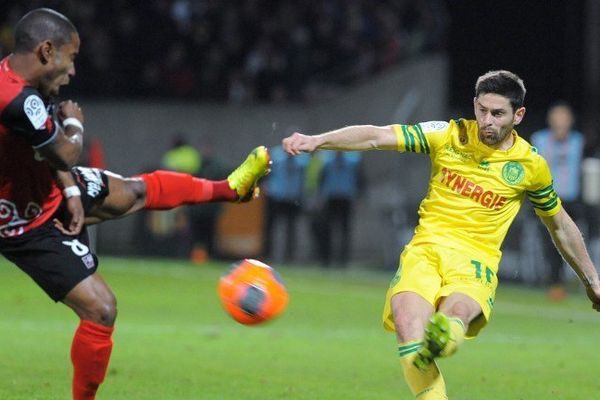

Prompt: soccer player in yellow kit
[{"left": 282, "top": 70, "right": 600, "bottom": 399}]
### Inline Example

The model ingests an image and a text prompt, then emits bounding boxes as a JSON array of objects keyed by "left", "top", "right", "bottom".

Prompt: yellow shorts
[{"left": 382, "top": 243, "right": 499, "bottom": 338}]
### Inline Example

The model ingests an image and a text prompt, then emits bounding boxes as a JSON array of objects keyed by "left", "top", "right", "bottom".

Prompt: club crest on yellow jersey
[{"left": 501, "top": 161, "right": 525, "bottom": 185}]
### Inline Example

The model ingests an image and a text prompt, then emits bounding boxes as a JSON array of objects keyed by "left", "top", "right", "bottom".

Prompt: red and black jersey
[{"left": 0, "top": 56, "right": 62, "bottom": 237}]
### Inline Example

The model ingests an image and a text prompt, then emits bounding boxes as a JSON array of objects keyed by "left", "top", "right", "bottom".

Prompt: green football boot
[
  {"left": 227, "top": 146, "right": 271, "bottom": 202},
  {"left": 413, "top": 312, "right": 451, "bottom": 372}
]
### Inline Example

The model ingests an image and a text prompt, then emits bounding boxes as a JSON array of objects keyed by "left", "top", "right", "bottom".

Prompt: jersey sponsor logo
[
  {"left": 440, "top": 167, "right": 507, "bottom": 209},
  {"left": 419, "top": 121, "right": 449, "bottom": 133},
  {"left": 443, "top": 144, "right": 472, "bottom": 161},
  {"left": 502, "top": 161, "right": 525, "bottom": 185},
  {"left": 23, "top": 95, "right": 48, "bottom": 130},
  {"left": 75, "top": 167, "right": 104, "bottom": 198}
]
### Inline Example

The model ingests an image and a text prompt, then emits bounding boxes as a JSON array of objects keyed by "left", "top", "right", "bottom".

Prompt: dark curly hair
[{"left": 475, "top": 70, "right": 526, "bottom": 112}]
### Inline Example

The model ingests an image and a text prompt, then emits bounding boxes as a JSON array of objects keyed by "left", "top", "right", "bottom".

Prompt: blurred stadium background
[
  {"left": 1, "top": 0, "right": 599, "bottom": 279},
  {"left": 2, "top": 1, "right": 600, "bottom": 399}
]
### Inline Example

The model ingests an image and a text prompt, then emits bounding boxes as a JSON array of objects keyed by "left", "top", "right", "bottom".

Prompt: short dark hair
[
  {"left": 475, "top": 70, "right": 526, "bottom": 112},
  {"left": 547, "top": 100, "right": 572, "bottom": 114},
  {"left": 14, "top": 8, "right": 77, "bottom": 53}
]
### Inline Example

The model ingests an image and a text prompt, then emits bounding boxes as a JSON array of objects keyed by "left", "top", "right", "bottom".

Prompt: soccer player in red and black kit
[{"left": 0, "top": 8, "right": 270, "bottom": 400}]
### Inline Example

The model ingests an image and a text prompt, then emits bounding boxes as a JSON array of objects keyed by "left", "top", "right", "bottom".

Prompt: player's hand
[
  {"left": 57, "top": 100, "right": 84, "bottom": 123},
  {"left": 54, "top": 195, "right": 84, "bottom": 235},
  {"left": 282, "top": 132, "right": 320, "bottom": 155},
  {"left": 584, "top": 282, "right": 600, "bottom": 311}
]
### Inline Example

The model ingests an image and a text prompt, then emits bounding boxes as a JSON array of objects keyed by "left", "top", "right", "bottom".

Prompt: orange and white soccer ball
[{"left": 218, "top": 259, "right": 288, "bottom": 325}]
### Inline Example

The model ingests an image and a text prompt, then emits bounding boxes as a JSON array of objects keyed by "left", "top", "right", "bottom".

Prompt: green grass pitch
[{"left": 1, "top": 256, "right": 599, "bottom": 399}]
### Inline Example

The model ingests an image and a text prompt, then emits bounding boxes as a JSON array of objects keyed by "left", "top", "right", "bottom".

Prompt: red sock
[
  {"left": 71, "top": 320, "right": 114, "bottom": 400},
  {"left": 140, "top": 170, "right": 236, "bottom": 209}
]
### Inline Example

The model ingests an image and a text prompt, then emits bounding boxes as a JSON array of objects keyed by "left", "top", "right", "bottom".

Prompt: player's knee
[
  {"left": 443, "top": 301, "right": 477, "bottom": 325},
  {"left": 390, "top": 295, "right": 433, "bottom": 341},
  {"left": 393, "top": 310, "right": 427, "bottom": 341},
  {"left": 64, "top": 275, "right": 118, "bottom": 326},
  {"left": 129, "top": 179, "right": 147, "bottom": 200},
  {"left": 96, "top": 297, "right": 117, "bottom": 326},
  {"left": 86, "top": 292, "right": 118, "bottom": 326},
  {"left": 124, "top": 178, "right": 147, "bottom": 208},
  {"left": 99, "top": 294, "right": 118, "bottom": 326}
]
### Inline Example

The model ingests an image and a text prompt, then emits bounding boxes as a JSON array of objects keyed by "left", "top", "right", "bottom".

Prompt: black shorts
[
  {"left": 0, "top": 221, "right": 99, "bottom": 301},
  {"left": 0, "top": 167, "right": 110, "bottom": 301}
]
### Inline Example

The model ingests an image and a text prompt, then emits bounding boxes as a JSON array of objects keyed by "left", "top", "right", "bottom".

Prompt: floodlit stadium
[{"left": 1, "top": 1, "right": 600, "bottom": 399}]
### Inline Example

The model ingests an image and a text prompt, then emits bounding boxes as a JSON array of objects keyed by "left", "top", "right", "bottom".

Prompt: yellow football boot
[
  {"left": 413, "top": 312, "right": 451, "bottom": 371},
  {"left": 227, "top": 146, "right": 271, "bottom": 202}
]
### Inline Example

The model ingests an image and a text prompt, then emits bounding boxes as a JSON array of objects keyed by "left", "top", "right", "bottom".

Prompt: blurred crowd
[
  {"left": 135, "top": 134, "right": 365, "bottom": 268},
  {"left": 0, "top": 0, "right": 447, "bottom": 102}
]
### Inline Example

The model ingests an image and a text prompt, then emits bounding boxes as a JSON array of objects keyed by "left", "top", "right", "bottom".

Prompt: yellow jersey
[{"left": 392, "top": 119, "right": 561, "bottom": 258}]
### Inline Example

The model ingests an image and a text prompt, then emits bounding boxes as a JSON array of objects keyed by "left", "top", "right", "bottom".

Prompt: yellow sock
[
  {"left": 440, "top": 316, "right": 466, "bottom": 357},
  {"left": 398, "top": 341, "right": 447, "bottom": 400}
]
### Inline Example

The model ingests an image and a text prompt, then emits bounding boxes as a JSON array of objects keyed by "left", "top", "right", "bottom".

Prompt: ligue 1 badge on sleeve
[{"left": 23, "top": 94, "right": 48, "bottom": 130}]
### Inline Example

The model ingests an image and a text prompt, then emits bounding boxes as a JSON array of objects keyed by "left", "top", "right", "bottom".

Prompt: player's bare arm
[
  {"left": 37, "top": 100, "right": 84, "bottom": 170},
  {"left": 54, "top": 170, "right": 84, "bottom": 235},
  {"left": 540, "top": 208, "right": 600, "bottom": 310},
  {"left": 282, "top": 125, "right": 397, "bottom": 155}
]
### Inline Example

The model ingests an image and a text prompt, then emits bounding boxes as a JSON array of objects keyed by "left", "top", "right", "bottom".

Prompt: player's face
[
  {"left": 39, "top": 33, "right": 80, "bottom": 97},
  {"left": 473, "top": 93, "right": 525, "bottom": 148}
]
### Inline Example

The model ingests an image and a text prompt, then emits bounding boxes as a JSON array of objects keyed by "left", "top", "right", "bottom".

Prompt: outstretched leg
[
  {"left": 84, "top": 171, "right": 236, "bottom": 223},
  {"left": 83, "top": 146, "right": 271, "bottom": 224}
]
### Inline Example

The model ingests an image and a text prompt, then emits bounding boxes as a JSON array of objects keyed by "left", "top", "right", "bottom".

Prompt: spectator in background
[
  {"left": 138, "top": 134, "right": 232, "bottom": 262},
  {"left": 304, "top": 152, "right": 326, "bottom": 263},
  {"left": 80, "top": 136, "right": 106, "bottom": 169},
  {"left": 188, "top": 136, "right": 232, "bottom": 260},
  {"left": 531, "top": 102, "right": 585, "bottom": 300},
  {"left": 0, "top": 1, "right": 447, "bottom": 103},
  {"left": 143, "top": 134, "right": 203, "bottom": 258},
  {"left": 264, "top": 144, "right": 310, "bottom": 263},
  {"left": 78, "top": 136, "right": 106, "bottom": 252},
  {"left": 161, "top": 134, "right": 202, "bottom": 175},
  {"left": 316, "top": 151, "right": 363, "bottom": 267}
]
